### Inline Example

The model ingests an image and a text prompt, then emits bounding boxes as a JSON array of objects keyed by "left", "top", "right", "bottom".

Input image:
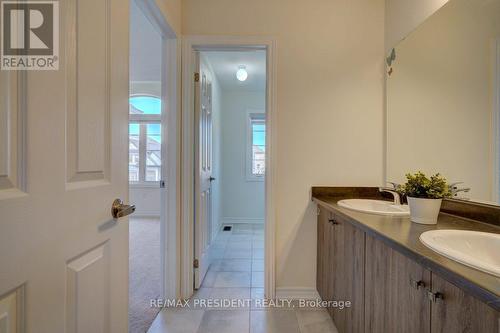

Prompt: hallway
[{"left": 148, "top": 224, "right": 338, "bottom": 333}]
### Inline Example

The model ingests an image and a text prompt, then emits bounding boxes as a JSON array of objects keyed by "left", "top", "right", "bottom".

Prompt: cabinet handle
[
  {"left": 409, "top": 278, "right": 425, "bottom": 290},
  {"left": 328, "top": 219, "right": 339, "bottom": 225},
  {"left": 427, "top": 290, "right": 444, "bottom": 303}
]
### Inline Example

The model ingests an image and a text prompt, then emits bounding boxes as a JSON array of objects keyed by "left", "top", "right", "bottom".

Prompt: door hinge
[
  {"left": 317, "top": 207, "right": 321, "bottom": 216},
  {"left": 193, "top": 259, "right": 199, "bottom": 268},
  {"left": 194, "top": 72, "right": 200, "bottom": 82}
]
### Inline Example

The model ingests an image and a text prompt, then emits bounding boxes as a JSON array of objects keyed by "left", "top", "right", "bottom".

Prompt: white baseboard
[
  {"left": 132, "top": 211, "right": 160, "bottom": 218},
  {"left": 275, "top": 287, "right": 320, "bottom": 300},
  {"left": 221, "top": 217, "right": 264, "bottom": 225}
]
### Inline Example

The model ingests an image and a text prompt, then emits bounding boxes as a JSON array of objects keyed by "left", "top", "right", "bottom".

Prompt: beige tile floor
[{"left": 147, "top": 224, "right": 338, "bottom": 333}]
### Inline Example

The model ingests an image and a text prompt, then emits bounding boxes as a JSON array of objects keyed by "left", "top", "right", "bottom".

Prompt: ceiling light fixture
[{"left": 236, "top": 65, "right": 248, "bottom": 82}]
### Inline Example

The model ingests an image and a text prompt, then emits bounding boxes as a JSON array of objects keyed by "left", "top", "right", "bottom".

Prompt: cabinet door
[
  {"left": 430, "top": 274, "right": 499, "bottom": 333},
  {"left": 329, "top": 213, "right": 365, "bottom": 333},
  {"left": 365, "top": 234, "right": 431, "bottom": 333},
  {"left": 317, "top": 206, "right": 332, "bottom": 301}
]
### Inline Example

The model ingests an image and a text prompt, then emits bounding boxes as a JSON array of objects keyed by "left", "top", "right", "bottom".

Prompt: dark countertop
[{"left": 312, "top": 194, "right": 500, "bottom": 310}]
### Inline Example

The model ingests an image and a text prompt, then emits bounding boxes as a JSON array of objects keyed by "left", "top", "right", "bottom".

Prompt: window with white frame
[
  {"left": 129, "top": 95, "right": 162, "bottom": 184},
  {"left": 246, "top": 112, "right": 266, "bottom": 181}
]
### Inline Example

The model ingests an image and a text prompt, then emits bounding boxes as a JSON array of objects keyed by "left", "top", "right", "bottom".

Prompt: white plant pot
[{"left": 407, "top": 197, "right": 442, "bottom": 225}]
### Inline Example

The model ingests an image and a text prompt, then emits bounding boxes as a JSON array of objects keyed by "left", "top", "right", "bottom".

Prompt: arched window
[
  {"left": 129, "top": 95, "right": 162, "bottom": 183},
  {"left": 129, "top": 95, "right": 161, "bottom": 115}
]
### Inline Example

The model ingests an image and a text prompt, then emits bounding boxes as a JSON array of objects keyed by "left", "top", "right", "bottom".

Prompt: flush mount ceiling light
[{"left": 236, "top": 65, "right": 248, "bottom": 81}]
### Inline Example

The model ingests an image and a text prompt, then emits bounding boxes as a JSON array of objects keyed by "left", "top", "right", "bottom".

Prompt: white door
[
  {"left": 0, "top": 0, "right": 130, "bottom": 332},
  {"left": 194, "top": 53, "right": 214, "bottom": 289}
]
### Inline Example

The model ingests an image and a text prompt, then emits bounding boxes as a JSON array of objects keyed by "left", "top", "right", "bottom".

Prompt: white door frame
[
  {"left": 181, "top": 36, "right": 277, "bottom": 299},
  {"left": 134, "top": 0, "right": 181, "bottom": 299},
  {"left": 492, "top": 38, "right": 500, "bottom": 203}
]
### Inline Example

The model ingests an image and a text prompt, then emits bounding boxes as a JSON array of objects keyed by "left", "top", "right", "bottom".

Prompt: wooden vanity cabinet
[
  {"left": 316, "top": 205, "right": 332, "bottom": 303},
  {"left": 365, "top": 234, "right": 431, "bottom": 333},
  {"left": 316, "top": 204, "right": 500, "bottom": 333},
  {"left": 365, "top": 235, "right": 499, "bottom": 333},
  {"left": 317, "top": 206, "right": 364, "bottom": 333},
  {"left": 430, "top": 274, "right": 499, "bottom": 333},
  {"left": 330, "top": 212, "right": 365, "bottom": 333}
]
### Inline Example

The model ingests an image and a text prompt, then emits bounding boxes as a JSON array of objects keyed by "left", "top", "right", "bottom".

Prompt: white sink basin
[
  {"left": 337, "top": 199, "right": 410, "bottom": 216},
  {"left": 420, "top": 230, "right": 500, "bottom": 277}
]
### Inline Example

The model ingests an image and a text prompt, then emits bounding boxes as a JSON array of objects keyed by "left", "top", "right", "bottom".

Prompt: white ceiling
[{"left": 203, "top": 51, "right": 266, "bottom": 92}]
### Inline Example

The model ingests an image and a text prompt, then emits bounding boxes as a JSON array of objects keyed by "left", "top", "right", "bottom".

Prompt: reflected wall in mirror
[{"left": 387, "top": 0, "right": 500, "bottom": 205}]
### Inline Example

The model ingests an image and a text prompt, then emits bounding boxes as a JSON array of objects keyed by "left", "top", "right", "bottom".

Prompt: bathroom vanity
[
  {"left": 312, "top": 187, "right": 499, "bottom": 333},
  {"left": 313, "top": 0, "right": 500, "bottom": 331}
]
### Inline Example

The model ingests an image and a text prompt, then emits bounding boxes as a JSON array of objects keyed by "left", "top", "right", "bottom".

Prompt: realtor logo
[{"left": 1, "top": 1, "right": 59, "bottom": 70}]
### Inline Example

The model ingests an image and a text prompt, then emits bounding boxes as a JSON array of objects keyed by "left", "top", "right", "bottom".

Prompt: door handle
[
  {"left": 409, "top": 278, "right": 425, "bottom": 290},
  {"left": 209, "top": 177, "right": 216, "bottom": 182},
  {"left": 426, "top": 290, "right": 444, "bottom": 303},
  {"left": 111, "top": 199, "right": 136, "bottom": 219}
]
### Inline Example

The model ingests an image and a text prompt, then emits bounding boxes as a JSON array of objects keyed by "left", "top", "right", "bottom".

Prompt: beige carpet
[{"left": 129, "top": 217, "right": 161, "bottom": 333}]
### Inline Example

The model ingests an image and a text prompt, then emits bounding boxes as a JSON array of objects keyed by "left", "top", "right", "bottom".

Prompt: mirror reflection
[{"left": 386, "top": 0, "right": 500, "bottom": 205}]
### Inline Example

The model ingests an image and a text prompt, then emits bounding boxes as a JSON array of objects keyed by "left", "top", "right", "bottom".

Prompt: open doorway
[
  {"left": 148, "top": 37, "right": 276, "bottom": 331},
  {"left": 193, "top": 50, "right": 267, "bottom": 294},
  {"left": 128, "top": 0, "right": 177, "bottom": 332},
  {"left": 494, "top": 38, "right": 500, "bottom": 203}
]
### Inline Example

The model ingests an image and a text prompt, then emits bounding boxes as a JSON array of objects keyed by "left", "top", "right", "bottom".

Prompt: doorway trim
[
  {"left": 134, "top": 0, "right": 180, "bottom": 300},
  {"left": 492, "top": 38, "right": 500, "bottom": 203},
  {"left": 181, "top": 36, "right": 277, "bottom": 299}
]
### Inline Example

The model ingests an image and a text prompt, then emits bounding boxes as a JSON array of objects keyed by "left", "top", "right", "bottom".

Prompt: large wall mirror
[{"left": 386, "top": 0, "right": 500, "bottom": 206}]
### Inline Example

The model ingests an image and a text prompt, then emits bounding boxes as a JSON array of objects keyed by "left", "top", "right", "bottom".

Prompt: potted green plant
[{"left": 397, "top": 172, "right": 451, "bottom": 224}]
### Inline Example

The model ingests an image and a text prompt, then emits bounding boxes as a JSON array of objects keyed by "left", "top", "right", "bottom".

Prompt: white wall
[
  {"left": 385, "top": 0, "right": 449, "bottom": 52},
  {"left": 129, "top": 187, "right": 161, "bottom": 216},
  {"left": 220, "top": 91, "right": 266, "bottom": 224},
  {"left": 155, "top": 0, "right": 182, "bottom": 36},
  {"left": 183, "top": 0, "right": 385, "bottom": 292},
  {"left": 130, "top": 0, "right": 162, "bottom": 82}
]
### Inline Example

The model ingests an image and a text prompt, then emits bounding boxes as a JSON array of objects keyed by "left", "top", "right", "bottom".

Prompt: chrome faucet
[
  {"left": 449, "top": 182, "right": 471, "bottom": 198},
  {"left": 379, "top": 182, "right": 401, "bottom": 205}
]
